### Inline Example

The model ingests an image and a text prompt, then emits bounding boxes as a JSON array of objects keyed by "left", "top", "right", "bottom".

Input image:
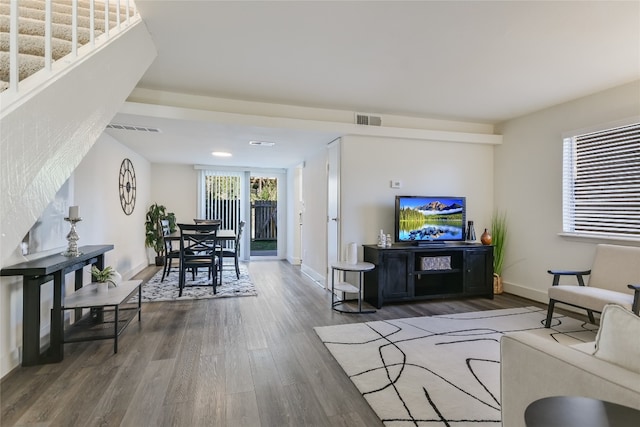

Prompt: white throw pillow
[{"left": 593, "top": 304, "right": 640, "bottom": 374}]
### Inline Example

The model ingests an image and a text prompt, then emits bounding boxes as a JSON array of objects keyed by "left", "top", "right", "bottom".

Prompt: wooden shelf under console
[
  {"left": 62, "top": 280, "right": 142, "bottom": 354},
  {"left": 362, "top": 243, "right": 493, "bottom": 308}
]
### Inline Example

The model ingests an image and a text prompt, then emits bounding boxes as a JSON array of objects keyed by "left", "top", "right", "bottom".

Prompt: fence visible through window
[
  {"left": 250, "top": 176, "right": 278, "bottom": 255},
  {"left": 252, "top": 200, "right": 277, "bottom": 240}
]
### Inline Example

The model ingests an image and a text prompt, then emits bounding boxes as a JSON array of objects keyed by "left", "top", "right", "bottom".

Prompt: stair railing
[{"left": 2, "top": 0, "right": 140, "bottom": 114}]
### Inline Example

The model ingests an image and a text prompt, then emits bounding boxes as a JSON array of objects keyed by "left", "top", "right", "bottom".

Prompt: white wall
[
  {"left": 74, "top": 134, "right": 151, "bottom": 276},
  {"left": 0, "top": 134, "right": 151, "bottom": 377},
  {"left": 340, "top": 135, "right": 495, "bottom": 262},
  {"left": 495, "top": 80, "right": 640, "bottom": 302},
  {"left": 150, "top": 163, "right": 199, "bottom": 263},
  {"left": 299, "top": 134, "right": 496, "bottom": 285}
]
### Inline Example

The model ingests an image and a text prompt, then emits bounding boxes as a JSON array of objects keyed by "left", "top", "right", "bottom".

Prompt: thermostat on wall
[{"left": 391, "top": 180, "right": 402, "bottom": 189}]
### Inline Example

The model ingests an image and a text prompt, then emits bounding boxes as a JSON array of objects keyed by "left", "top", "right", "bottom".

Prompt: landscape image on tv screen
[{"left": 397, "top": 196, "right": 465, "bottom": 242}]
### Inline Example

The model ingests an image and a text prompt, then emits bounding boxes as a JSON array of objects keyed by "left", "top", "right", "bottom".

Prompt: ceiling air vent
[
  {"left": 355, "top": 113, "right": 382, "bottom": 126},
  {"left": 106, "top": 123, "right": 161, "bottom": 133}
]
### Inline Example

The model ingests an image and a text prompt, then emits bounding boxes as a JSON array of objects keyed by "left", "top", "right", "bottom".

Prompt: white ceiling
[{"left": 108, "top": 0, "right": 640, "bottom": 168}]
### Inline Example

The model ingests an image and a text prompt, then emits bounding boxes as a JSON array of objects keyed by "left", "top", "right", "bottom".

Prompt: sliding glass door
[
  {"left": 198, "top": 167, "right": 285, "bottom": 260},
  {"left": 250, "top": 175, "right": 278, "bottom": 257}
]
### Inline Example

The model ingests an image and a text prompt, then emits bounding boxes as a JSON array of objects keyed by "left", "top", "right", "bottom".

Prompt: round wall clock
[{"left": 119, "top": 158, "right": 136, "bottom": 215}]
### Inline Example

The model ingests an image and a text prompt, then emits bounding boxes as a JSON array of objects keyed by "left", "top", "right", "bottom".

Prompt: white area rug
[
  {"left": 137, "top": 263, "right": 256, "bottom": 302},
  {"left": 314, "top": 307, "right": 597, "bottom": 426}
]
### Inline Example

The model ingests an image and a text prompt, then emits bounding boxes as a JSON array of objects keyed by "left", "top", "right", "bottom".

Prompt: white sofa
[{"left": 500, "top": 305, "right": 640, "bottom": 427}]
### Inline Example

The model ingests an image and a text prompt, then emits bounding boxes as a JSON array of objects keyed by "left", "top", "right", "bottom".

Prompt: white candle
[{"left": 69, "top": 206, "right": 79, "bottom": 219}]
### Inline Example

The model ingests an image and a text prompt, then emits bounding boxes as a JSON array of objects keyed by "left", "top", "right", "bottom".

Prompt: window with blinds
[
  {"left": 562, "top": 122, "right": 640, "bottom": 238},
  {"left": 200, "top": 170, "right": 242, "bottom": 231}
]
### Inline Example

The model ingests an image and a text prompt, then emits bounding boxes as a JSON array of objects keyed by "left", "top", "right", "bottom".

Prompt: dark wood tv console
[{"left": 363, "top": 243, "right": 493, "bottom": 308}]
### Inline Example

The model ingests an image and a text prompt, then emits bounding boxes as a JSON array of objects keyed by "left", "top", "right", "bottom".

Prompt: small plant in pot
[
  {"left": 491, "top": 211, "right": 508, "bottom": 294},
  {"left": 145, "top": 203, "right": 177, "bottom": 266},
  {"left": 91, "top": 266, "right": 117, "bottom": 293}
]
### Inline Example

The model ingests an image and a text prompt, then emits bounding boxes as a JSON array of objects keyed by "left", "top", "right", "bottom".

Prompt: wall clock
[{"left": 119, "top": 158, "right": 136, "bottom": 215}]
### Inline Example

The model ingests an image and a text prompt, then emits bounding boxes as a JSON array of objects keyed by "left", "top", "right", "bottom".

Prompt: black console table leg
[
  {"left": 22, "top": 277, "right": 42, "bottom": 366},
  {"left": 49, "top": 271, "right": 65, "bottom": 363}
]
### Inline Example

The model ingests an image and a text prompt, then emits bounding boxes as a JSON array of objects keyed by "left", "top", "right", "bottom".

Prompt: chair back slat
[
  {"left": 178, "top": 223, "right": 220, "bottom": 255},
  {"left": 589, "top": 244, "right": 640, "bottom": 294},
  {"left": 194, "top": 219, "right": 222, "bottom": 225}
]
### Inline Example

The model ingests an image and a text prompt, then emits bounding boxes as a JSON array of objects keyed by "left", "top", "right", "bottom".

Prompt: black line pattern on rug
[{"left": 317, "top": 307, "right": 598, "bottom": 426}]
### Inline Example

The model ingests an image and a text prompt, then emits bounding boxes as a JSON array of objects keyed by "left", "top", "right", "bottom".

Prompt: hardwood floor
[{"left": 1, "top": 260, "right": 551, "bottom": 426}]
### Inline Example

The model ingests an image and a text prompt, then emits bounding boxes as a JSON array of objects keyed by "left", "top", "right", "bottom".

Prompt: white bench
[{"left": 62, "top": 280, "right": 142, "bottom": 353}]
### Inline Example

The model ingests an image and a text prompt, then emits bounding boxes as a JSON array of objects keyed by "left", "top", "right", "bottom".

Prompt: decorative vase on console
[
  {"left": 466, "top": 221, "right": 476, "bottom": 241},
  {"left": 481, "top": 229, "right": 492, "bottom": 245}
]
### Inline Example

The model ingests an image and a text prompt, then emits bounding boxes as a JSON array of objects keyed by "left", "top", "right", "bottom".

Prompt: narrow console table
[
  {"left": 62, "top": 280, "right": 142, "bottom": 354},
  {"left": 1, "top": 244, "right": 114, "bottom": 366},
  {"left": 363, "top": 243, "right": 493, "bottom": 308}
]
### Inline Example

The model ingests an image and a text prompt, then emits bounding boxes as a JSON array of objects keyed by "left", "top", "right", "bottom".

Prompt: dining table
[{"left": 166, "top": 229, "right": 237, "bottom": 285}]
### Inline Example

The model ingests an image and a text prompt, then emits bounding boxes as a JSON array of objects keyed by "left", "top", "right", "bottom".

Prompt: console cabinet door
[
  {"left": 382, "top": 251, "right": 412, "bottom": 299},
  {"left": 464, "top": 248, "right": 493, "bottom": 296}
]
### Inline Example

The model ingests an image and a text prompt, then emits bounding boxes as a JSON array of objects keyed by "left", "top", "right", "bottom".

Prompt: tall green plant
[
  {"left": 491, "top": 211, "right": 508, "bottom": 276},
  {"left": 144, "top": 203, "right": 176, "bottom": 258}
]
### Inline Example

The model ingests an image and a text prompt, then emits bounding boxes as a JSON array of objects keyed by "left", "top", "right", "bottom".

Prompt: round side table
[
  {"left": 331, "top": 261, "right": 375, "bottom": 313},
  {"left": 525, "top": 396, "right": 640, "bottom": 427}
]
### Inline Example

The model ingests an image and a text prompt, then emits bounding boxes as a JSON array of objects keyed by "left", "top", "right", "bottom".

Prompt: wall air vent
[
  {"left": 355, "top": 113, "right": 382, "bottom": 126},
  {"left": 106, "top": 123, "right": 161, "bottom": 133},
  {"left": 249, "top": 140, "right": 276, "bottom": 146}
]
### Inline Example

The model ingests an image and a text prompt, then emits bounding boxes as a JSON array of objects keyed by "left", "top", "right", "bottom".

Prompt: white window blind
[
  {"left": 200, "top": 170, "right": 242, "bottom": 232},
  {"left": 562, "top": 122, "right": 640, "bottom": 238}
]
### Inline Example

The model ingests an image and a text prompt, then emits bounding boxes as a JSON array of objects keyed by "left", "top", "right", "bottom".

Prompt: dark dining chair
[
  {"left": 160, "top": 219, "right": 180, "bottom": 282},
  {"left": 194, "top": 218, "right": 222, "bottom": 225},
  {"left": 177, "top": 222, "right": 220, "bottom": 297},
  {"left": 219, "top": 220, "right": 245, "bottom": 279}
]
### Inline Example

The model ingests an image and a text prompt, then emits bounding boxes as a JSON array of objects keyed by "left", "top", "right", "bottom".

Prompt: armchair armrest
[
  {"left": 628, "top": 284, "right": 640, "bottom": 314},
  {"left": 547, "top": 269, "right": 591, "bottom": 286}
]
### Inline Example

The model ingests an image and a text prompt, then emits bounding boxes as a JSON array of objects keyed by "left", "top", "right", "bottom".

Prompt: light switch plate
[{"left": 391, "top": 180, "right": 402, "bottom": 188}]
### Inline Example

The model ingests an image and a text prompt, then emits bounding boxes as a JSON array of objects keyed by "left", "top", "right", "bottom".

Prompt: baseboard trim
[
  {"left": 0, "top": 348, "right": 21, "bottom": 380},
  {"left": 301, "top": 264, "right": 326, "bottom": 289},
  {"left": 287, "top": 256, "right": 302, "bottom": 265},
  {"left": 502, "top": 280, "right": 594, "bottom": 317},
  {"left": 502, "top": 281, "right": 547, "bottom": 304}
]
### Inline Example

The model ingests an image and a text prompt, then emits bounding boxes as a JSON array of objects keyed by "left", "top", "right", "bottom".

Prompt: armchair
[{"left": 545, "top": 244, "right": 640, "bottom": 327}]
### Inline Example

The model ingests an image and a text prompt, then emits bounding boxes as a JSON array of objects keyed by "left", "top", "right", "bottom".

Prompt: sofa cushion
[
  {"left": 548, "top": 285, "right": 633, "bottom": 312},
  {"left": 593, "top": 304, "right": 640, "bottom": 374}
]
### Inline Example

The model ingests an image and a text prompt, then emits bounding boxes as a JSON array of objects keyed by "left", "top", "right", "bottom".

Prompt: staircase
[
  {"left": 0, "top": 0, "right": 156, "bottom": 266},
  {"left": 0, "top": 0, "right": 136, "bottom": 94}
]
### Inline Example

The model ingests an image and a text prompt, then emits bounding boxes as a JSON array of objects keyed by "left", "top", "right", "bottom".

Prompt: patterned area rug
[
  {"left": 137, "top": 263, "right": 256, "bottom": 302},
  {"left": 314, "top": 306, "right": 597, "bottom": 426}
]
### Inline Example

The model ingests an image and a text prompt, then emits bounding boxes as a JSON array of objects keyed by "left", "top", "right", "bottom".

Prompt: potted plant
[
  {"left": 491, "top": 211, "right": 508, "bottom": 294},
  {"left": 145, "top": 203, "right": 177, "bottom": 266},
  {"left": 91, "top": 265, "right": 117, "bottom": 294}
]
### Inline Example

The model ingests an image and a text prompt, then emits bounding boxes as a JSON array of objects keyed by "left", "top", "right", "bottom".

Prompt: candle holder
[{"left": 61, "top": 217, "right": 82, "bottom": 257}]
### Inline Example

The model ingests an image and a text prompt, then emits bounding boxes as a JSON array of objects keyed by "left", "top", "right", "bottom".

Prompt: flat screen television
[{"left": 395, "top": 195, "right": 466, "bottom": 244}]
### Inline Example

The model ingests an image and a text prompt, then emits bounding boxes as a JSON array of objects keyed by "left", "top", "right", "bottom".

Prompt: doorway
[{"left": 250, "top": 175, "right": 278, "bottom": 257}]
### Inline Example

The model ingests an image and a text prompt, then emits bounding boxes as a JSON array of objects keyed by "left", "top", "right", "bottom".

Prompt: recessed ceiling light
[
  {"left": 249, "top": 140, "right": 276, "bottom": 147},
  {"left": 211, "top": 151, "right": 232, "bottom": 157}
]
